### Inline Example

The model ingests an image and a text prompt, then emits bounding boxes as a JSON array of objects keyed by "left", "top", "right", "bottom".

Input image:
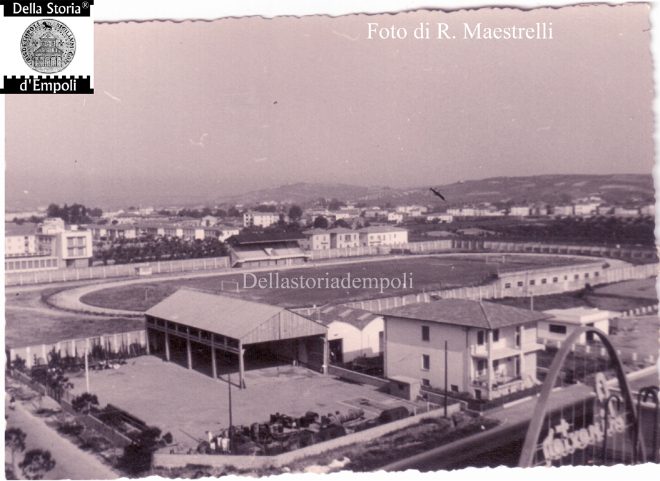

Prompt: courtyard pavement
[{"left": 68, "top": 356, "right": 416, "bottom": 450}]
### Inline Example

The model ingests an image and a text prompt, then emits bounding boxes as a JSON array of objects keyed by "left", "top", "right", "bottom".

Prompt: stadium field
[{"left": 79, "top": 254, "right": 593, "bottom": 310}]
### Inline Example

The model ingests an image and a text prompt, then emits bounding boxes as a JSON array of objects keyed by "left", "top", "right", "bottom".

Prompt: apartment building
[
  {"left": 381, "top": 300, "right": 548, "bottom": 400},
  {"left": 243, "top": 211, "right": 281, "bottom": 228},
  {"left": 329, "top": 227, "right": 360, "bottom": 248},
  {"left": 300, "top": 228, "right": 331, "bottom": 251},
  {"left": 358, "top": 226, "right": 408, "bottom": 247},
  {"left": 5, "top": 218, "right": 93, "bottom": 272}
]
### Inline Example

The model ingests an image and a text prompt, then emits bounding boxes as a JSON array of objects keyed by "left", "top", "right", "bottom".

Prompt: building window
[
  {"left": 492, "top": 329, "right": 500, "bottom": 342},
  {"left": 515, "top": 326, "right": 521, "bottom": 347},
  {"left": 584, "top": 273, "right": 590, "bottom": 278},
  {"left": 493, "top": 360, "right": 500, "bottom": 371},
  {"left": 552, "top": 277, "right": 558, "bottom": 283},
  {"left": 541, "top": 278, "right": 547, "bottom": 284},
  {"left": 477, "top": 330, "right": 485, "bottom": 345},
  {"left": 421, "top": 325, "right": 430, "bottom": 342},
  {"left": 549, "top": 324, "right": 567, "bottom": 334},
  {"left": 574, "top": 274, "right": 580, "bottom": 280},
  {"left": 504, "top": 283, "right": 511, "bottom": 289},
  {"left": 451, "top": 384, "right": 459, "bottom": 392},
  {"left": 477, "top": 359, "right": 486, "bottom": 373},
  {"left": 422, "top": 378, "right": 430, "bottom": 387},
  {"left": 594, "top": 272, "right": 599, "bottom": 277},
  {"left": 530, "top": 280, "right": 536, "bottom": 286},
  {"left": 421, "top": 354, "right": 430, "bottom": 371},
  {"left": 517, "top": 281, "right": 524, "bottom": 287}
]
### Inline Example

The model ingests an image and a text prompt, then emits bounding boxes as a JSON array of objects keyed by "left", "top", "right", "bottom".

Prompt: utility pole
[
  {"left": 227, "top": 370, "right": 233, "bottom": 453},
  {"left": 84, "top": 339, "right": 90, "bottom": 393},
  {"left": 444, "top": 340, "right": 448, "bottom": 418}
]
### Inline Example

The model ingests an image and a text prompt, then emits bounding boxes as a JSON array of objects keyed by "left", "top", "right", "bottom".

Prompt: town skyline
[{"left": 5, "top": 172, "right": 654, "bottom": 212}]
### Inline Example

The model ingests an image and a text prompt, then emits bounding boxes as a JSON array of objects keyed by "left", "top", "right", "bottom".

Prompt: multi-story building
[
  {"left": 510, "top": 206, "right": 531, "bottom": 217},
  {"left": 300, "top": 229, "right": 331, "bottom": 251},
  {"left": 387, "top": 212, "right": 404, "bottom": 224},
  {"left": 552, "top": 205, "right": 574, "bottom": 217},
  {"left": 426, "top": 213, "right": 453, "bottom": 223},
  {"left": 243, "top": 211, "right": 281, "bottom": 228},
  {"left": 640, "top": 204, "right": 655, "bottom": 217},
  {"left": 381, "top": 299, "right": 549, "bottom": 400},
  {"left": 358, "top": 226, "right": 408, "bottom": 247},
  {"left": 574, "top": 202, "right": 600, "bottom": 217},
  {"left": 613, "top": 206, "right": 640, "bottom": 218},
  {"left": 5, "top": 223, "right": 37, "bottom": 257},
  {"left": 329, "top": 227, "right": 360, "bottom": 248},
  {"left": 5, "top": 218, "right": 93, "bottom": 273},
  {"left": 203, "top": 226, "right": 240, "bottom": 242}
]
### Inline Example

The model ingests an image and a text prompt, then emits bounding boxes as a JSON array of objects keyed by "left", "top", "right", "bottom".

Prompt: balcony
[
  {"left": 472, "top": 373, "right": 525, "bottom": 394},
  {"left": 470, "top": 342, "right": 544, "bottom": 359}
]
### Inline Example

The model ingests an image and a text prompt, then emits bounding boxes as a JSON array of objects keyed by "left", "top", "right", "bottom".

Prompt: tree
[
  {"left": 288, "top": 205, "right": 303, "bottom": 222},
  {"left": 313, "top": 216, "right": 329, "bottom": 229},
  {"left": 118, "top": 426, "right": 162, "bottom": 475},
  {"left": 71, "top": 393, "right": 99, "bottom": 415},
  {"left": 332, "top": 219, "right": 350, "bottom": 229},
  {"left": 5, "top": 428, "right": 27, "bottom": 474},
  {"left": 328, "top": 198, "right": 344, "bottom": 211},
  {"left": 19, "top": 449, "right": 55, "bottom": 480},
  {"left": 227, "top": 206, "right": 241, "bottom": 217}
]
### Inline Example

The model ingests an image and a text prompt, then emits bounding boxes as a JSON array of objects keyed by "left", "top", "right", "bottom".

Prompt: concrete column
[
  {"left": 519, "top": 326, "right": 526, "bottom": 379},
  {"left": 186, "top": 332, "right": 193, "bottom": 370},
  {"left": 145, "top": 328, "right": 150, "bottom": 355},
  {"left": 211, "top": 344, "right": 217, "bottom": 379},
  {"left": 164, "top": 330, "right": 171, "bottom": 361},
  {"left": 322, "top": 335, "right": 329, "bottom": 374},
  {"left": 238, "top": 342, "right": 246, "bottom": 389}
]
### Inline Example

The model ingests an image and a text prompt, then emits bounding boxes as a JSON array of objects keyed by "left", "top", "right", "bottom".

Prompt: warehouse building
[{"left": 145, "top": 288, "right": 328, "bottom": 388}]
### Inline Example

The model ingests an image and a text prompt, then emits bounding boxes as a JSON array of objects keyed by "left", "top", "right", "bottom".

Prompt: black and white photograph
[{"left": 2, "top": 0, "right": 659, "bottom": 478}]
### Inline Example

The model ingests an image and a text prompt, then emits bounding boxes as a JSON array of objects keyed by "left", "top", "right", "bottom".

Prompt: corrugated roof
[
  {"left": 311, "top": 305, "right": 381, "bottom": 330},
  {"left": 380, "top": 299, "right": 550, "bottom": 329},
  {"left": 146, "top": 288, "right": 285, "bottom": 339}
]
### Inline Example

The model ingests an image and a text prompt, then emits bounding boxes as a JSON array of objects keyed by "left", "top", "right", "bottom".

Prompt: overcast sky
[{"left": 5, "top": 4, "right": 655, "bottom": 208}]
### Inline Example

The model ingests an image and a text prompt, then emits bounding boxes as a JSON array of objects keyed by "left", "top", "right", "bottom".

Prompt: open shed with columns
[{"left": 144, "top": 288, "right": 328, "bottom": 388}]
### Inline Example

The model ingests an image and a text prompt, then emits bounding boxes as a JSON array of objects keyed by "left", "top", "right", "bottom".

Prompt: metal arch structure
[{"left": 518, "top": 325, "right": 646, "bottom": 467}]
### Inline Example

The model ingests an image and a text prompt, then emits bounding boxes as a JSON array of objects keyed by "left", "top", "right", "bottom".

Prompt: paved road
[{"left": 5, "top": 401, "right": 119, "bottom": 479}]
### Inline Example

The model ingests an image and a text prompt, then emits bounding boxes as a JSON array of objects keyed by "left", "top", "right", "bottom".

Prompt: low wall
[
  {"left": 153, "top": 408, "right": 447, "bottom": 470},
  {"left": 342, "top": 262, "right": 658, "bottom": 312},
  {"left": 8, "top": 329, "right": 147, "bottom": 368},
  {"left": 5, "top": 256, "right": 231, "bottom": 286},
  {"left": 327, "top": 365, "right": 389, "bottom": 389},
  {"left": 308, "top": 240, "right": 453, "bottom": 261},
  {"left": 455, "top": 239, "right": 658, "bottom": 263}
]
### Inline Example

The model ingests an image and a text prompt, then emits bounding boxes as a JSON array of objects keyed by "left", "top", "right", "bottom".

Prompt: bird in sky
[{"left": 429, "top": 187, "right": 446, "bottom": 201}]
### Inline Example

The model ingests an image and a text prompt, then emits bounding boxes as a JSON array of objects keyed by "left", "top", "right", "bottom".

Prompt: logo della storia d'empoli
[{"left": 20, "top": 19, "right": 76, "bottom": 74}]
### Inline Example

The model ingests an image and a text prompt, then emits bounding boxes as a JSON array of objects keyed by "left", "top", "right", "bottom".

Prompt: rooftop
[
  {"left": 358, "top": 226, "right": 407, "bottom": 233},
  {"left": 297, "top": 305, "right": 381, "bottom": 330},
  {"left": 5, "top": 222, "right": 38, "bottom": 236},
  {"left": 228, "top": 231, "right": 305, "bottom": 245},
  {"left": 380, "top": 299, "right": 551, "bottom": 330},
  {"left": 145, "top": 288, "right": 325, "bottom": 342}
]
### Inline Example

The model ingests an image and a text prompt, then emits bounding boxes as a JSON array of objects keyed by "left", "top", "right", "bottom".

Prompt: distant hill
[{"left": 216, "top": 174, "right": 654, "bottom": 208}]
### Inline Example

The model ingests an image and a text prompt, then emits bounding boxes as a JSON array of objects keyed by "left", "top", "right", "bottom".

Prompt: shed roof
[
  {"left": 146, "top": 288, "right": 326, "bottom": 343},
  {"left": 380, "top": 299, "right": 550, "bottom": 330}
]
